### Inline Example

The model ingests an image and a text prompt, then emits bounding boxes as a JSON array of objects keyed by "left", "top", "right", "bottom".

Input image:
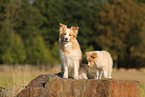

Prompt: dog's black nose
[{"left": 65, "top": 38, "right": 68, "bottom": 41}]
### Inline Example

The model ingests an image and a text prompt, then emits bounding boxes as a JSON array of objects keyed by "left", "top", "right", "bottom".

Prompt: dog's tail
[
  {"left": 87, "top": 72, "right": 94, "bottom": 79},
  {"left": 79, "top": 64, "right": 94, "bottom": 79}
]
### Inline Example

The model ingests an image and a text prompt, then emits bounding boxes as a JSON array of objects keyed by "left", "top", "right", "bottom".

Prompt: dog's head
[
  {"left": 59, "top": 23, "right": 79, "bottom": 43},
  {"left": 85, "top": 52, "right": 97, "bottom": 67}
]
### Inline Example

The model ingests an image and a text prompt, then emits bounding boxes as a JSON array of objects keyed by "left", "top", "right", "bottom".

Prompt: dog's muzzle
[
  {"left": 64, "top": 37, "right": 69, "bottom": 42},
  {"left": 65, "top": 37, "right": 68, "bottom": 41}
]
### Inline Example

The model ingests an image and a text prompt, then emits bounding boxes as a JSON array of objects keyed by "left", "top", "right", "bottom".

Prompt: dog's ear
[
  {"left": 71, "top": 27, "right": 79, "bottom": 35},
  {"left": 59, "top": 23, "right": 67, "bottom": 33},
  {"left": 91, "top": 53, "right": 97, "bottom": 59}
]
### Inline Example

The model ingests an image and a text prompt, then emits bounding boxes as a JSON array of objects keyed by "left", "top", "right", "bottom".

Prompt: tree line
[{"left": 0, "top": 0, "right": 145, "bottom": 68}]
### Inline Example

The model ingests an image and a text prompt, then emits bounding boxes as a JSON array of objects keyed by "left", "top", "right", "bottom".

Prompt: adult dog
[{"left": 59, "top": 23, "right": 92, "bottom": 79}]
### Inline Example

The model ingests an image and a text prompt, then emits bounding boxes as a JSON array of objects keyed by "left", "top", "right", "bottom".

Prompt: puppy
[
  {"left": 59, "top": 23, "right": 93, "bottom": 79},
  {"left": 85, "top": 50, "right": 113, "bottom": 79}
]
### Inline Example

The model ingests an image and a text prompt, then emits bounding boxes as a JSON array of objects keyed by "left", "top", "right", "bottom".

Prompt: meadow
[{"left": 0, "top": 65, "right": 145, "bottom": 97}]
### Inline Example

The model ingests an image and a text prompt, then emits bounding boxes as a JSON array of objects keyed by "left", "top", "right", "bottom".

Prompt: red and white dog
[
  {"left": 59, "top": 23, "right": 93, "bottom": 79},
  {"left": 85, "top": 50, "right": 113, "bottom": 79}
]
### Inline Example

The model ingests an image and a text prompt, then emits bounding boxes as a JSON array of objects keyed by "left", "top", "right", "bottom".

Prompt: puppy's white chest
[{"left": 95, "top": 62, "right": 102, "bottom": 69}]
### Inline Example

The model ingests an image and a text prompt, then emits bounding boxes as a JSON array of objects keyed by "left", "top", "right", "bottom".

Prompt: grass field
[{"left": 0, "top": 65, "right": 145, "bottom": 96}]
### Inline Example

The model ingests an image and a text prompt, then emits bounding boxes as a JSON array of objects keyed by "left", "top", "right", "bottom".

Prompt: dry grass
[
  {"left": 0, "top": 65, "right": 60, "bottom": 96},
  {"left": 0, "top": 65, "right": 145, "bottom": 96},
  {"left": 112, "top": 68, "right": 145, "bottom": 86},
  {"left": 88, "top": 67, "right": 145, "bottom": 86}
]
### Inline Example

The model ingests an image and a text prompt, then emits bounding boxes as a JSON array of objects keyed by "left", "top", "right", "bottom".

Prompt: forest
[{"left": 0, "top": 0, "right": 145, "bottom": 68}]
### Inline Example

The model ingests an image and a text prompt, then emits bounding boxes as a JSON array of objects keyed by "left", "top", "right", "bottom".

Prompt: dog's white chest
[
  {"left": 60, "top": 43, "right": 79, "bottom": 68},
  {"left": 64, "top": 42, "right": 72, "bottom": 51},
  {"left": 61, "top": 52, "right": 77, "bottom": 68},
  {"left": 62, "top": 42, "right": 78, "bottom": 59}
]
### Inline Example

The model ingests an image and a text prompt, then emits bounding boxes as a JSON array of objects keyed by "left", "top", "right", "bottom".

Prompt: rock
[{"left": 17, "top": 72, "right": 140, "bottom": 97}]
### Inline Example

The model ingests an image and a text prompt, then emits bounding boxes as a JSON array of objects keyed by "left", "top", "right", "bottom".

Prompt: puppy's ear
[
  {"left": 85, "top": 52, "right": 89, "bottom": 57},
  {"left": 71, "top": 27, "right": 79, "bottom": 35},
  {"left": 91, "top": 53, "right": 97, "bottom": 59},
  {"left": 59, "top": 23, "right": 67, "bottom": 33}
]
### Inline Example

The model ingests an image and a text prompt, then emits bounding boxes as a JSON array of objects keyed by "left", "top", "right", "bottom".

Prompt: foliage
[
  {"left": 50, "top": 41, "right": 61, "bottom": 65},
  {"left": 2, "top": 35, "right": 25, "bottom": 64},
  {"left": 27, "top": 36, "right": 50, "bottom": 65},
  {"left": 0, "top": 0, "right": 145, "bottom": 67},
  {"left": 94, "top": 0, "right": 145, "bottom": 67}
]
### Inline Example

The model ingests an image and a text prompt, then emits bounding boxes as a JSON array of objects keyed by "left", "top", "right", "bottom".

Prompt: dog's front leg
[
  {"left": 103, "top": 70, "right": 108, "bottom": 78},
  {"left": 63, "top": 64, "right": 68, "bottom": 78},
  {"left": 98, "top": 70, "right": 102, "bottom": 79},
  {"left": 74, "top": 61, "right": 79, "bottom": 79},
  {"left": 95, "top": 70, "right": 99, "bottom": 79}
]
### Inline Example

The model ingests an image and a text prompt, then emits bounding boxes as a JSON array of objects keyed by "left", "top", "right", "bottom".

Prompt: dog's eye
[
  {"left": 69, "top": 34, "right": 71, "bottom": 36},
  {"left": 89, "top": 60, "right": 91, "bottom": 62},
  {"left": 64, "top": 33, "right": 66, "bottom": 35}
]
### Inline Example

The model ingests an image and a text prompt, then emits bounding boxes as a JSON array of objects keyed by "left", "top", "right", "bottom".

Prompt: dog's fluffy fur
[
  {"left": 85, "top": 50, "right": 113, "bottom": 79},
  {"left": 59, "top": 23, "right": 93, "bottom": 79}
]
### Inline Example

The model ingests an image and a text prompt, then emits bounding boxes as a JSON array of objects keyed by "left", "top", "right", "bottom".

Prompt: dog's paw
[
  {"left": 63, "top": 75, "right": 68, "bottom": 79},
  {"left": 108, "top": 76, "right": 112, "bottom": 79},
  {"left": 74, "top": 76, "right": 79, "bottom": 80}
]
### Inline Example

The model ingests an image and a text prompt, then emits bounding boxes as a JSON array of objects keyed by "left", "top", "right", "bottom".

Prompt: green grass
[{"left": 140, "top": 84, "right": 145, "bottom": 97}]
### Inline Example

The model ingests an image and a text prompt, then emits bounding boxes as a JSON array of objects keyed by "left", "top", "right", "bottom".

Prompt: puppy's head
[
  {"left": 59, "top": 23, "right": 79, "bottom": 43},
  {"left": 85, "top": 52, "right": 97, "bottom": 67}
]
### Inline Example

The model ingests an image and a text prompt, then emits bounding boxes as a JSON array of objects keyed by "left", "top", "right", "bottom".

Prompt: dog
[
  {"left": 59, "top": 23, "right": 93, "bottom": 79},
  {"left": 85, "top": 50, "right": 113, "bottom": 79}
]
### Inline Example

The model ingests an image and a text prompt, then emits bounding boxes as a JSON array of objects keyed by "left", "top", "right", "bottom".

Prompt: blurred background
[
  {"left": 0, "top": 0, "right": 145, "bottom": 68},
  {"left": 0, "top": 0, "right": 145, "bottom": 96}
]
